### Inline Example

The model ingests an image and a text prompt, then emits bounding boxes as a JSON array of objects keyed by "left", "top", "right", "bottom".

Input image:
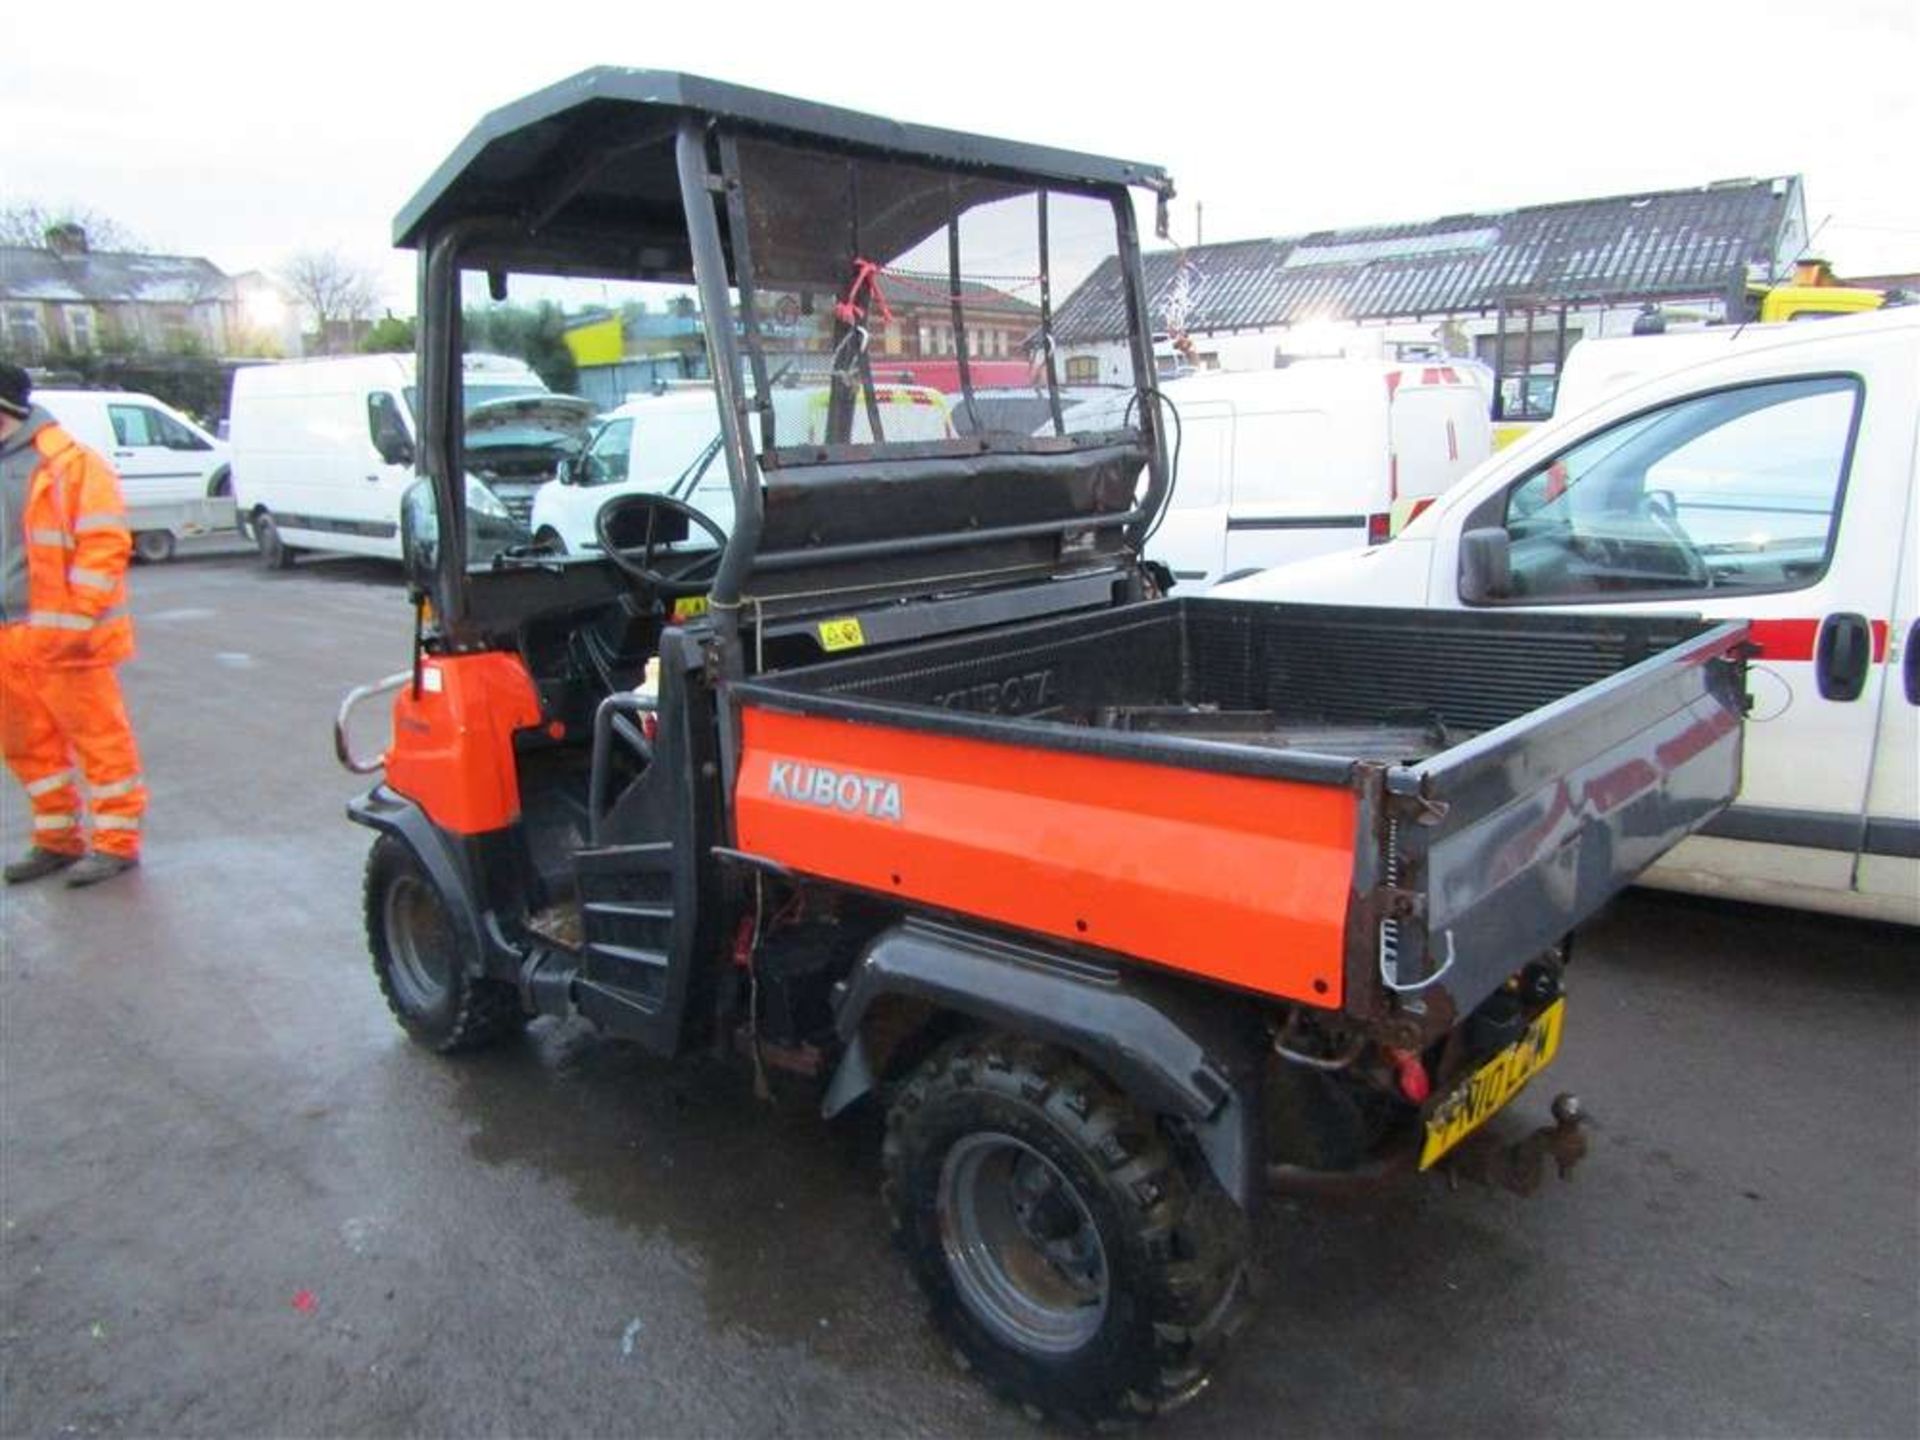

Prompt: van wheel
[
  {"left": 133, "top": 530, "right": 177, "bottom": 564},
  {"left": 884, "top": 1036, "right": 1252, "bottom": 1426},
  {"left": 254, "top": 511, "right": 297, "bottom": 570},
  {"left": 364, "top": 836, "right": 524, "bottom": 1053}
]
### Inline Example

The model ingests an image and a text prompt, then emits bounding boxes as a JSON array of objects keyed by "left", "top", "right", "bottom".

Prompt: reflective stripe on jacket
[{"left": 13, "top": 423, "right": 134, "bottom": 667}]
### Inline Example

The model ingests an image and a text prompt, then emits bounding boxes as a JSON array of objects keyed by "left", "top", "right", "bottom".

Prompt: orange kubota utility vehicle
[{"left": 336, "top": 71, "right": 1752, "bottom": 1424}]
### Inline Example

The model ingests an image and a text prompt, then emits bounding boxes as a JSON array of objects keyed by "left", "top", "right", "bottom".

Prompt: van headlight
[{"left": 464, "top": 476, "right": 511, "bottom": 519}]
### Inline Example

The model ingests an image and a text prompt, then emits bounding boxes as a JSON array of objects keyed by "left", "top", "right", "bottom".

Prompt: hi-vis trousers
[{"left": 0, "top": 624, "right": 146, "bottom": 859}]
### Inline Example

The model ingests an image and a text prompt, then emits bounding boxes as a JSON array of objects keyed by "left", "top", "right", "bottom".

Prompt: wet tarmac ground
[{"left": 2, "top": 546, "right": 1916, "bottom": 1437}]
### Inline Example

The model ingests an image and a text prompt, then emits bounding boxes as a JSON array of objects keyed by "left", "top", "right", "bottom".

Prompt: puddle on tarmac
[{"left": 444, "top": 1018, "right": 921, "bottom": 1364}]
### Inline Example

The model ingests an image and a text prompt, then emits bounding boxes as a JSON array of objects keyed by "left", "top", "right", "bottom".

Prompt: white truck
[
  {"left": 228, "top": 353, "right": 592, "bottom": 566},
  {"left": 1067, "top": 360, "right": 1490, "bottom": 589},
  {"left": 1221, "top": 307, "right": 1920, "bottom": 924},
  {"left": 33, "top": 388, "right": 235, "bottom": 563}
]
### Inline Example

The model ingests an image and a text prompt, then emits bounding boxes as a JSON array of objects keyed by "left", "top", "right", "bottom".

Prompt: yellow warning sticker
[
  {"left": 671, "top": 595, "right": 710, "bottom": 622},
  {"left": 818, "top": 617, "right": 867, "bottom": 652}
]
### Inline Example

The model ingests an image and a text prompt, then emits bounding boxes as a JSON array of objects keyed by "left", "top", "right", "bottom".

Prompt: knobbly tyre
[{"left": 335, "top": 71, "right": 1751, "bottom": 1425}]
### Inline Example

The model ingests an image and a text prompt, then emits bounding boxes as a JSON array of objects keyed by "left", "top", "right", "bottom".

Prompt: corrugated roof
[
  {"left": 1055, "top": 177, "right": 1804, "bottom": 342},
  {"left": 0, "top": 247, "right": 233, "bottom": 305}
]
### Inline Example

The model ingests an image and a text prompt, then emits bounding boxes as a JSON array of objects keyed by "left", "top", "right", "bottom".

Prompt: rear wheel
[
  {"left": 133, "top": 530, "right": 177, "bottom": 564},
  {"left": 884, "top": 1036, "right": 1252, "bottom": 1426},
  {"left": 254, "top": 510, "right": 297, "bottom": 569},
  {"left": 364, "top": 835, "right": 524, "bottom": 1053}
]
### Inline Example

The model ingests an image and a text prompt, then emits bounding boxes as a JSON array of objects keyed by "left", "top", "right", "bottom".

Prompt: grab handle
[{"left": 334, "top": 671, "right": 411, "bottom": 774}]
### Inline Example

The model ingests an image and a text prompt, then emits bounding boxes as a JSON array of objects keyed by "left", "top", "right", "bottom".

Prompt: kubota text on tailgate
[{"left": 766, "top": 761, "right": 905, "bottom": 822}]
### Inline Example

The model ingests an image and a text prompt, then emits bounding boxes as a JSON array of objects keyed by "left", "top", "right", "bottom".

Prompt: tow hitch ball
[{"left": 1452, "top": 1093, "right": 1589, "bottom": 1197}]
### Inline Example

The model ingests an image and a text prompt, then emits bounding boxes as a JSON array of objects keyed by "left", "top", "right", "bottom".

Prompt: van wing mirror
[
  {"left": 555, "top": 455, "right": 577, "bottom": 485},
  {"left": 398, "top": 478, "right": 439, "bottom": 599},
  {"left": 1458, "top": 527, "right": 1513, "bottom": 603},
  {"left": 375, "top": 428, "right": 415, "bottom": 468}
]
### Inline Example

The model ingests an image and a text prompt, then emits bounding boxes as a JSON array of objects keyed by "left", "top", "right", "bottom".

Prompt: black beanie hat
[{"left": 0, "top": 362, "right": 30, "bottom": 421}]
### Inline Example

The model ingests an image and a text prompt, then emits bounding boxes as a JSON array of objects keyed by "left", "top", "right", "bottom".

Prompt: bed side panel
[{"left": 735, "top": 706, "right": 1356, "bottom": 1005}]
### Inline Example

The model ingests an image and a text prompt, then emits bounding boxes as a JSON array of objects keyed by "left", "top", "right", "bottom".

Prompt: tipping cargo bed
[{"left": 731, "top": 599, "right": 1747, "bottom": 1040}]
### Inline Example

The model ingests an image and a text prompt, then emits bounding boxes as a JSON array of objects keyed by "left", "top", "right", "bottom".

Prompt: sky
[{"left": 4, "top": 0, "right": 1916, "bottom": 313}]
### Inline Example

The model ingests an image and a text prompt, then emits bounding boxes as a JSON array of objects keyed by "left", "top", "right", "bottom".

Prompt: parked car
[
  {"left": 33, "top": 388, "right": 234, "bottom": 562},
  {"left": 530, "top": 383, "right": 953, "bottom": 555},
  {"left": 228, "top": 352, "right": 593, "bottom": 567},
  {"left": 1219, "top": 306, "right": 1920, "bottom": 924},
  {"left": 1066, "top": 360, "right": 1491, "bottom": 590}
]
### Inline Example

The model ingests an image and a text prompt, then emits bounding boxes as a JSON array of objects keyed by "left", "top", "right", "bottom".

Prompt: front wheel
[
  {"left": 884, "top": 1036, "right": 1252, "bottom": 1426},
  {"left": 364, "top": 835, "right": 524, "bottom": 1053},
  {"left": 254, "top": 510, "right": 298, "bottom": 570}
]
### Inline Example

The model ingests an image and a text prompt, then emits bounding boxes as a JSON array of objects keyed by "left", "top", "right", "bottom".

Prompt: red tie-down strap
[{"left": 834, "top": 258, "right": 895, "bottom": 328}]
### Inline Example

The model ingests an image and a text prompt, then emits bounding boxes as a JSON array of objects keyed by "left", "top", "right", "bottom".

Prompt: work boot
[
  {"left": 64, "top": 853, "right": 139, "bottom": 888},
  {"left": 4, "top": 846, "right": 83, "bottom": 884}
]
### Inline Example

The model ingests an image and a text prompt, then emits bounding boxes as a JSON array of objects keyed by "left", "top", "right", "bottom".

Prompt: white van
[
  {"left": 1220, "top": 307, "right": 1920, "bottom": 924},
  {"left": 1067, "top": 361, "right": 1490, "bottom": 589},
  {"left": 228, "top": 353, "right": 593, "bottom": 566},
  {"left": 530, "top": 383, "right": 954, "bottom": 555},
  {"left": 33, "top": 389, "right": 234, "bottom": 562}
]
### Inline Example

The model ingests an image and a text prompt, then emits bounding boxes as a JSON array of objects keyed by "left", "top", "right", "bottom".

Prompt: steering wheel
[
  {"left": 1641, "top": 497, "right": 1713, "bottom": 588},
  {"left": 593, "top": 491, "right": 728, "bottom": 599}
]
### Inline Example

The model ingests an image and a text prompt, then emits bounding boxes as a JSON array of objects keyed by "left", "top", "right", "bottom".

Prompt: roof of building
[
  {"left": 0, "top": 247, "right": 233, "bottom": 305},
  {"left": 1054, "top": 177, "right": 1806, "bottom": 342}
]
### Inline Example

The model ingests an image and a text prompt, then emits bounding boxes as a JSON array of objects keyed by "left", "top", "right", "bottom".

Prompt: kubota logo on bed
[{"left": 766, "top": 761, "right": 905, "bottom": 823}]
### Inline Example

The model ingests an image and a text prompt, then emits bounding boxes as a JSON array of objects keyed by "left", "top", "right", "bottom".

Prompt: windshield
[
  {"left": 437, "top": 141, "right": 1150, "bottom": 574},
  {"left": 728, "top": 136, "right": 1133, "bottom": 461}
]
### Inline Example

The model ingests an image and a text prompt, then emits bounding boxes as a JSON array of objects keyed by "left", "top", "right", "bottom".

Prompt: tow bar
[
  {"left": 1446, "top": 1094, "right": 1589, "bottom": 1197},
  {"left": 1266, "top": 1094, "right": 1589, "bottom": 1200}
]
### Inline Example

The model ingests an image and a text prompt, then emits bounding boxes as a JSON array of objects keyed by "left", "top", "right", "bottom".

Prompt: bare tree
[
  {"left": 0, "top": 202, "right": 141, "bottom": 251},
  {"left": 283, "top": 249, "right": 381, "bottom": 353}
]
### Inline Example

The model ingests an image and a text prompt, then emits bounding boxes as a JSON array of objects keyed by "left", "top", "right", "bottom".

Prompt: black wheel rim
[
  {"left": 383, "top": 873, "right": 455, "bottom": 1014},
  {"left": 938, "top": 1132, "right": 1109, "bottom": 1356}
]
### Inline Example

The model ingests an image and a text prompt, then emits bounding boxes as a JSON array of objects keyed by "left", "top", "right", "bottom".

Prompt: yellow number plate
[
  {"left": 670, "top": 595, "right": 710, "bottom": 622},
  {"left": 818, "top": 617, "right": 866, "bottom": 652},
  {"left": 1419, "top": 998, "right": 1565, "bottom": 1169}
]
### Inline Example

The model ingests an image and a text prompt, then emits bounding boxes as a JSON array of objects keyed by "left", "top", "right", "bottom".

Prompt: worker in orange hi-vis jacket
[{"left": 0, "top": 362, "right": 147, "bottom": 887}]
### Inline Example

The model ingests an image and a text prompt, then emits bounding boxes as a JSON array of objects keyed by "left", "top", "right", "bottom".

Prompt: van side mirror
[
  {"left": 555, "top": 455, "right": 577, "bottom": 485},
  {"left": 374, "top": 427, "right": 415, "bottom": 468},
  {"left": 369, "top": 393, "right": 415, "bottom": 468},
  {"left": 1459, "top": 527, "right": 1513, "bottom": 603},
  {"left": 399, "top": 478, "right": 439, "bottom": 599}
]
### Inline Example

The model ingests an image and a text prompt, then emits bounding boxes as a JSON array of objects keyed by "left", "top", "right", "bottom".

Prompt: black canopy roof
[{"left": 394, "top": 68, "right": 1173, "bottom": 277}]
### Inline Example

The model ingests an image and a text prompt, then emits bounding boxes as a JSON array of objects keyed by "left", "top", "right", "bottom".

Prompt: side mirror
[
  {"left": 1459, "top": 526, "right": 1513, "bottom": 603},
  {"left": 399, "top": 478, "right": 439, "bottom": 599},
  {"left": 375, "top": 428, "right": 415, "bottom": 468},
  {"left": 555, "top": 455, "right": 577, "bottom": 485}
]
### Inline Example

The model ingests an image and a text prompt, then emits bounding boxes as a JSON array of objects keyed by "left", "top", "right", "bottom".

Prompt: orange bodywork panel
[
  {"left": 385, "top": 653, "right": 543, "bottom": 835},
  {"left": 734, "top": 706, "right": 1358, "bottom": 1006}
]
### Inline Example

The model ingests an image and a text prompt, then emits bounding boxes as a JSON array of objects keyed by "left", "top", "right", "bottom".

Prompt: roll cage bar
[{"left": 403, "top": 70, "right": 1176, "bottom": 656}]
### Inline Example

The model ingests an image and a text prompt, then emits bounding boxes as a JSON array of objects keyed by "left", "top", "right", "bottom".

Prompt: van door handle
[
  {"left": 1903, "top": 619, "right": 1918, "bottom": 706},
  {"left": 1816, "top": 612, "right": 1871, "bottom": 702},
  {"left": 113, "top": 449, "right": 135, "bottom": 459},
  {"left": 365, "top": 474, "right": 382, "bottom": 483}
]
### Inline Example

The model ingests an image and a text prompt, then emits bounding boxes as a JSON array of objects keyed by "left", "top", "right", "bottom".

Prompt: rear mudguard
[{"left": 826, "top": 918, "right": 1266, "bottom": 1211}]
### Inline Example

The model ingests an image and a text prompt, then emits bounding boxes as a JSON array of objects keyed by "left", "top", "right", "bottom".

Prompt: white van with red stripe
[
  {"left": 1069, "top": 361, "right": 1490, "bottom": 589},
  {"left": 1219, "top": 307, "right": 1920, "bottom": 924}
]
